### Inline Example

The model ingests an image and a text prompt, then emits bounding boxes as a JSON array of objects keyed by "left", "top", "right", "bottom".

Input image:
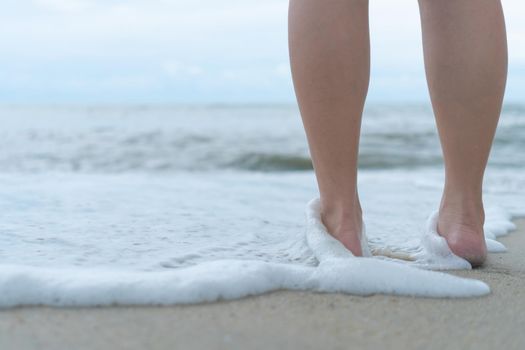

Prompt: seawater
[{"left": 0, "top": 105, "right": 523, "bottom": 306}]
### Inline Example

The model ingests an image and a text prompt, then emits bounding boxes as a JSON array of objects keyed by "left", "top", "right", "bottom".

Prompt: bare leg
[
  {"left": 418, "top": 0, "right": 508, "bottom": 266},
  {"left": 288, "top": 0, "right": 370, "bottom": 255}
]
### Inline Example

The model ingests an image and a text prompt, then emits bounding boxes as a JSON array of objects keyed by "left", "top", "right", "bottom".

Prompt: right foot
[
  {"left": 320, "top": 199, "right": 364, "bottom": 256},
  {"left": 437, "top": 199, "right": 487, "bottom": 267}
]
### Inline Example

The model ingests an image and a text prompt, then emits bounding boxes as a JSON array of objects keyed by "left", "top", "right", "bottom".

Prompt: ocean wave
[
  {"left": 226, "top": 153, "right": 314, "bottom": 171},
  {"left": 0, "top": 105, "right": 523, "bottom": 173}
]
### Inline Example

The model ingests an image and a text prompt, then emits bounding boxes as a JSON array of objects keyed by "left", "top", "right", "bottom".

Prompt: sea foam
[
  {"left": 0, "top": 257, "right": 490, "bottom": 308},
  {"left": 0, "top": 169, "right": 522, "bottom": 307}
]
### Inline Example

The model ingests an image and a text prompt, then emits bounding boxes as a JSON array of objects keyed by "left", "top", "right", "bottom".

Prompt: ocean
[{"left": 0, "top": 104, "right": 523, "bottom": 306}]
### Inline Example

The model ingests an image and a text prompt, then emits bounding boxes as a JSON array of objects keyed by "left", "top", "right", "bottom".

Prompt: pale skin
[{"left": 288, "top": 0, "right": 508, "bottom": 266}]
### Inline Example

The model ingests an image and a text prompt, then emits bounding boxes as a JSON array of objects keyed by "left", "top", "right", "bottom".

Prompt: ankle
[
  {"left": 442, "top": 181, "right": 482, "bottom": 203},
  {"left": 439, "top": 191, "right": 485, "bottom": 227},
  {"left": 320, "top": 196, "right": 362, "bottom": 232}
]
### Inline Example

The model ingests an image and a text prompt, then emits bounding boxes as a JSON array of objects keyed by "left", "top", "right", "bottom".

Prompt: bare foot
[
  {"left": 320, "top": 198, "right": 364, "bottom": 256},
  {"left": 437, "top": 200, "right": 487, "bottom": 267}
]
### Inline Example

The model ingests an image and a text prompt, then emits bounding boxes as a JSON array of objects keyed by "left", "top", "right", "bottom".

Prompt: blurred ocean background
[{"left": 1, "top": 104, "right": 524, "bottom": 173}]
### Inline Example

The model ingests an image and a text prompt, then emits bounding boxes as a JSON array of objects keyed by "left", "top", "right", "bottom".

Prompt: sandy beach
[{"left": 0, "top": 219, "right": 523, "bottom": 350}]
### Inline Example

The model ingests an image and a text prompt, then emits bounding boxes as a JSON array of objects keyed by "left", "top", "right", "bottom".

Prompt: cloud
[
  {"left": 33, "top": 0, "right": 92, "bottom": 13},
  {"left": 1, "top": 0, "right": 524, "bottom": 104},
  {"left": 163, "top": 61, "right": 204, "bottom": 78}
]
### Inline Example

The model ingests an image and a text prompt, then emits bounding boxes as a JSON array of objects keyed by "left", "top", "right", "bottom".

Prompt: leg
[
  {"left": 418, "top": 0, "right": 508, "bottom": 266},
  {"left": 288, "top": 0, "right": 370, "bottom": 255}
]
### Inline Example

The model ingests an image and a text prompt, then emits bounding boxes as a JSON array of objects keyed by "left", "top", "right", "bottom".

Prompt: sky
[{"left": 1, "top": 0, "right": 524, "bottom": 105}]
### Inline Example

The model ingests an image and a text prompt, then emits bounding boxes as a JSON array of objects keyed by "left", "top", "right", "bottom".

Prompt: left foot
[{"left": 437, "top": 199, "right": 487, "bottom": 267}]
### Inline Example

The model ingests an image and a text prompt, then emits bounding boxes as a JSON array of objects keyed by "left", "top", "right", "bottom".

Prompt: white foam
[
  {"left": 417, "top": 210, "right": 509, "bottom": 259},
  {"left": 485, "top": 221, "right": 517, "bottom": 237},
  {"left": 0, "top": 259, "right": 489, "bottom": 308},
  {"left": 310, "top": 259, "right": 489, "bottom": 298},
  {"left": 0, "top": 262, "right": 310, "bottom": 307},
  {"left": 304, "top": 199, "right": 489, "bottom": 298},
  {"left": 486, "top": 239, "right": 508, "bottom": 253},
  {"left": 305, "top": 198, "right": 372, "bottom": 260},
  {"left": 484, "top": 229, "right": 497, "bottom": 240},
  {"left": 0, "top": 169, "right": 521, "bottom": 307},
  {"left": 414, "top": 211, "right": 472, "bottom": 270}
]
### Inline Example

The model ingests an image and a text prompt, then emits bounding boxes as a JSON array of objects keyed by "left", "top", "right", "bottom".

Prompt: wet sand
[{"left": 1, "top": 219, "right": 524, "bottom": 350}]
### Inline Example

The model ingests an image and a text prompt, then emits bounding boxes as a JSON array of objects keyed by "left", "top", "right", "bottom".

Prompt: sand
[{"left": 0, "top": 220, "right": 524, "bottom": 350}]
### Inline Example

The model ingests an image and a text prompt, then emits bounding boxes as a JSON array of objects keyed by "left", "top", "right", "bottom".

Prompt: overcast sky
[{"left": 1, "top": 0, "right": 523, "bottom": 104}]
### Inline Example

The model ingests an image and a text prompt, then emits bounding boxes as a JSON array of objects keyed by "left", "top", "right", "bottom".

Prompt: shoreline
[{"left": 1, "top": 219, "right": 524, "bottom": 350}]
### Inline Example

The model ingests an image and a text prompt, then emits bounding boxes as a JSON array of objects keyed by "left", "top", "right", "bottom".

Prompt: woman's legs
[
  {"left": 288, "top": 0, "right": 370, "bottom": 256},
  {"left": 418, "top": 0, "right": 508, "bottom": 266}
]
